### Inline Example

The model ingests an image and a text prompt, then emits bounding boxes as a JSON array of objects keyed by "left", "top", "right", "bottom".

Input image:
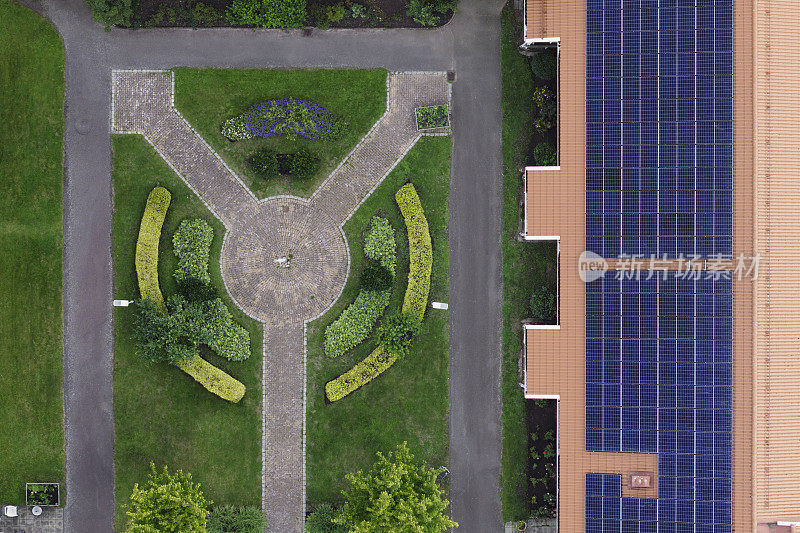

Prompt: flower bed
[
  {"left": 26, "top": 483, "right": 59, "bottom": 506},
  {"left": 221, "top": 98, "right": 344, "bottom": 141},
  {"left": 415, "top": 105, "right": 450, "bottom": 130}
]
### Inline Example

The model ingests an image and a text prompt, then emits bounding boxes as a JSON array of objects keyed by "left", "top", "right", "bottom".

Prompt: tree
[
  {"left": 335, "top": 443, "right": 457, "bottom": 532},
  {"left": 125, "top": 464, "right": 211, "bottom": 533}
]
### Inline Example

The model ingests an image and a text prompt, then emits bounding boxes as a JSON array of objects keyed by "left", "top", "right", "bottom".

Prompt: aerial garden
[{"left": 113, "top": 66, "right": 454, "bottom": 531}]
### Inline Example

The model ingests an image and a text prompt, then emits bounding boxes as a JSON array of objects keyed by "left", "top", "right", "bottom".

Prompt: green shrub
[
  {"left": 364, "top": 216, "right": 397, "bottom": 274},
  {"left": 325, "top": 346, "right": 398, "bottom": 402},
  {"left": 225, "top": 0, "right": 307, "bottom": 28},
  {"left": 350, "top": 4, "right": 368, "bottom": 19},
  {"left": 326, "top": 3, "right": 347, "bottom": 23},
  {"left": 136, "top": 187, "right": 171, "bottom": 311},
  {"left": 415, "top": 105, "right": 450, "bottom": 129},
  {"left": 173, "top": 218, "right": 214, "bottom": 284},
  {"left": 324, "top": 289, "right": 390, "bottom": 358},
  {"left": 288, "top": 148, "right": 319, "bottom": 180},
  {"left": 376, "top": 312, "right": 421, "bottom": 358},
  {"left": 530, "top": 50, "right": 557, "bottom": 80},
  {"left": 532, "top": 87, "right": 557, "bottom": 134},
  {"left": 305, "top": 504, "right": 347, "bottom": 532},
  {"left": 360, "top": 263, "right": 393, "bottom": 292},
  {"left": 85, "top": 0, "right": 135, "bottom": 27},
  {"left": 192, "top": 2, "right": 221, "bottom": 26},
  {"left": 177, "top": 277, "right": 218, "bottom": 302},
  {"left": 529, "top": 286, "right": 557, "bottom": 324},
  {"left": 207, "top": 504, "right": 267, "bottom": 533},
  {"left": 406, "top": 0, "right": 438, "bottom": 26},
  {"left": 309, "top": 5, "right": 330, "bottom": 28},
  {"left": 533, "top": 142, "right": 557, "bottom": 166},
  {"left": 249, "top": 148, "right": 280, "bottom": 179},
  {"left": 395, "top": 183, "right": 432, "bottom": 323},
  {"left": 134, "top": 298, "right": 196, "bottom": 365}
]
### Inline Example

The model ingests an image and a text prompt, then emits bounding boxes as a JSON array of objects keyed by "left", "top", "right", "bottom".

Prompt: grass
[
  {"left": 0, "top": 0, "right": 65, "bottom": 505},
  {"left": 111, "top": 134, "right": 263, "bottom": 529},
  {"left": 500, "top": 5, "right": 558, "bottom": 521},
  {"left": 306, "top": 136, "right": 451, "bottom": 508},
  {"left": 173, "top": 68, "right": 387, "bottom": 199}
]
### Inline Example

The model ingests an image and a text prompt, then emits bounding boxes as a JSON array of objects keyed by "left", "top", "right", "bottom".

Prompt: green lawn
[
  {"left": 111, "top": 134, "right": 263, "bottom": 529},
  {"left": 0, "top": 0, "right": 65, "bottom": 505},
  {"left": 500, "top": 5, "right": 559, "bottom": 521},
  {"left": 173, "top": 68, "right": 387, "bottom": 199},
  {"left": 306, "top": 136, "right": 451, "bottom": 507}
]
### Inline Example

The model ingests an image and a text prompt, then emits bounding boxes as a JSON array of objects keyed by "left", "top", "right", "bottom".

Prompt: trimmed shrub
[
  {"left": 364, "top": 216, "right": 397, "bottom": 275},
  {"left": 249, "top": 148, "right": 280, "bottom": 180},
  {"left": 288, "top": 148, "right": 320, "bottom": 180},
  {"left": 360, "top": 263, "right": 393, "bottom": 292},
  {"left": 177, "top": 353, "right": 246, "bottom": 403},
  {"left": 207, "top": 504, "right": 267, "bottom": 533},
  {"left": 305, "top": 504, "right": 346, "bottom": 533},
  {"left": 201, "top": 298, "right": 252, "bottom": 362},
  {"left": 530, "top": 50, "right": 557, "bottom": 81},
  {"left": 324, "top": 289, "right": 390, "bottom": 358},
  {"left": 325, "top": 346, "right": 398, "bottom": 402},
  {"left": 222, "top": 98, "right": 343, "bottom": 141},
  {"left": 136, "top": 187, "right": 171, "bottom": 311},
  {"left": 530, "top": 286, "right": 557, "bottom": 324},
  {"left": 225, "top": 0, "right": 307, "bottom": 28},
  {"left": 85, "top": 0, "right": 135, "bottom": 27},
  {"left": 177, "top": 277, "right": 217, "bottom": 302},
  {"left": 376, "top": 312, "right": 421, "bottom": 358},
  {"left": 173, "top": 219, "right": 213, "bottom": 284},
  {"left": 533, "top": 142, "right": 557, "bottom": 166},
  {"left": 395, "top": 183, "right": 432, "bottom": 323},
  {"left": 532, "top": 87, "right": 557, "bottom": 134}
]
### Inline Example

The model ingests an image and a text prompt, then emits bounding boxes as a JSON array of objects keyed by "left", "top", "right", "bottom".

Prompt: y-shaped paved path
[
  {"left": 19, "top": 0, "right": 505, "bottom": 530},
  {"left": 112, "top": 69, "right": 449, "bottom": 531}
]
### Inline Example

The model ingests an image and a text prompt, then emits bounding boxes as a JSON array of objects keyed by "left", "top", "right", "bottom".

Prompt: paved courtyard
[
  {"left": 0, "top": 506, "right": 62, "bottom": 533},
  {"left": 111, "top": 69, "right": 450, "bottom": 531}
]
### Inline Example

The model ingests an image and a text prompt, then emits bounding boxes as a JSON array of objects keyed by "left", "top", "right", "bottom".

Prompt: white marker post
[
  {"left": 431, "top": 302, "right": 449, "bottom": 310},
  {"left": 113, "top": 300, "right": 133, "bottom": 307}
]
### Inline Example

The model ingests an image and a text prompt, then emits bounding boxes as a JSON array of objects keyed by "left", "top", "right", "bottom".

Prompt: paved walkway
[{"left": 111, "top": 70, "right": 449, "bottom": 532}]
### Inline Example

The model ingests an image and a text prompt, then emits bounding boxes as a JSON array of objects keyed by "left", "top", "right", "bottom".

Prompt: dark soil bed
[
  {"left": 523, "top": 398, "right": 558, "bottom": 520},
  {"left": 133, "top": 0, "right": 454, "bottom": 29}
]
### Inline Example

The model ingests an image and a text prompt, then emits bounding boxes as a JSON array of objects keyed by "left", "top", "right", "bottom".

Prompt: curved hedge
[
  {"left": 325, "top": 346, "right": 398, "bottom": 402},
  {"left": 395, "top": 183, "right": 432, "bottom": 323},
  {"left": 324, "top": 289, "right": 390, "bottom": 359},
  {"left": 136, "top": 187, "right": 171, "bottom": 312},
  {"left": 325, "top": 183, "right": 433, "bottom": 402},
  {"left": 135, "top": 186, "right": 245, "bottom": 403}
]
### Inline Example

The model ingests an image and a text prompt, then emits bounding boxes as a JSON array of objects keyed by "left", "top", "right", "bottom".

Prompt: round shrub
[
  {"left": 207, "top": 504, "right": 267, "bottom": 533},
  {"left": 305, "top": 504, "right": 347, "bottom": 533},
  {"left": 177, "top": 277, "right": 217, "bottom": 302},
  {"left": 533, "top": 142, "right": 557, "bottom": 166},
  {"left": 360, "top": 263, "right": 394, "bottom": 292},
  {"left": 530, "top": 50, "right": 557, "bottom": 80},
  {"left": 249, "top": 148, "right": 280, "bottom": 179},
  {"left": 376, "top": 313, "right": 421, "bottom": 358},
  {"left": 289, "top": 148, "right": 320, "bottom": 180},
  {"left": 532, "top": 87, "right": 557, "bottom": 134},
  {"left": 530, "top": 286, "right": 557, "bottom": 324}
]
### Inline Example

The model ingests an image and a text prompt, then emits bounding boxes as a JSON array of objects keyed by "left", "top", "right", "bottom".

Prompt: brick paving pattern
[
  {"left": 0, "top": 506, "right": 63, "bottom": 533},
  {"left": 112, "top": 69, "right": 450, "bottom": 532}
]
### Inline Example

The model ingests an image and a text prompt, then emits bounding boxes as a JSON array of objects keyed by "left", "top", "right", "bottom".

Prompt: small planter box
[
  {"left": 415, "top": 105, "right": 450, "bottom": 130},
  {"left": 26, "top": 483, "right": 60, "bottom": 506}
]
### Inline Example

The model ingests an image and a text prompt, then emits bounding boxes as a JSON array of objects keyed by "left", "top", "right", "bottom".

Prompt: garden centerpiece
[
  {"left": 415, "top": 105, "right": 450, "bottom": 130},
  {"left": 26, "top": 483, "right": 59, "bottom": 506},
  {"left": 221, "top": 98, "right": 344, "bottom": 141}
]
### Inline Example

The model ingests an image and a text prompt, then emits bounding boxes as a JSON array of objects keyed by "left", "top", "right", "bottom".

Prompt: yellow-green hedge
[
  {"left": 134, "top": 186, "right": 245, "bottom": 403},
  {"left": 325, "top": 183, "right": 434, "bottom": 402},
  {"left": 395, "top": 183, "right": 432, "bottom": 323},
  {"left": 135, "top": 186, "right": 171, "bottom": 312},
  {"left": 177, "top": 354, "right": 246, "bottom": 403},
  {"left": 325, "top": 346, "right": 398, "bottom": 402}
]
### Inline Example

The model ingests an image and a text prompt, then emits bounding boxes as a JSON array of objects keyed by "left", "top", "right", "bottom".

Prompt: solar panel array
[
  {"left": 586, "top": 474, "right": 659, "bottom": 532},
  {"left": 585, "top": 0, "right": 734, "bottom": 258},
  {"left": 584, "top": 272, "right": 733, "bottom": 531}
]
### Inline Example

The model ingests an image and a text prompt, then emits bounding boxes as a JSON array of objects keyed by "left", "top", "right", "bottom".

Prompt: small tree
[
  {"left": 335, "top": 443, "right": 457, "bottom": 532},
  {"left": 125, "top": 464, "right": 211, "bottom": 533},
  {"left": 376, "top": 313, "right": 421, "bottom": 357},
  {"left": 289, "top": 148, "right": 320, "bottom": 180}
]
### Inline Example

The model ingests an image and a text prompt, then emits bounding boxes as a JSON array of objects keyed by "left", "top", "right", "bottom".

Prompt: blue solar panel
[
  {"left": 584, "top": 272, "right": 733, "bottom": 531},
  {"left": 585, "top": 0, "right": 733, "bottom": 259}
]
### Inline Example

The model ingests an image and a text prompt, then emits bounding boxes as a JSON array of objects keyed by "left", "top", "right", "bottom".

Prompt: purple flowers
[{"left": 221, "top": 98, "right": 344, "bottom": 141}]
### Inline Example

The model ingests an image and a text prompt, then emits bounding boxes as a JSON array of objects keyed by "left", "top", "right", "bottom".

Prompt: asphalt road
[{"left": 18, "top": 1, "right": 506, "bottom": 531}]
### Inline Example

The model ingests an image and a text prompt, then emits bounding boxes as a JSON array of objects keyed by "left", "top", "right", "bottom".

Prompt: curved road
[{"left": 18, "top": 0, "right": 506, "bottom": 531}]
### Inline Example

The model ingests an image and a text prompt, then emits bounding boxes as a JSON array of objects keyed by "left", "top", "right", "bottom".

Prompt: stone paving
[
  {"left": 112, "top": 69, "right": 450, "bottom": 532},
  {"left": 0, "top": 506, "right": 63, "bottom": 533}
]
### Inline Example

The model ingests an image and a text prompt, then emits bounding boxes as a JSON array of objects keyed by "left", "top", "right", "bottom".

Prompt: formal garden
[
  {"left": 173, "top": 68, "right": 387, "bottom": 198},
  {"left": 500, "top": 4, "right": 560, "bottom": 523},
  {"left": 0, "top": 0, "right": 65, "bottom": 505},
  {"left": 86, "top": 0, "right": 457, "bottom": 29}
]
